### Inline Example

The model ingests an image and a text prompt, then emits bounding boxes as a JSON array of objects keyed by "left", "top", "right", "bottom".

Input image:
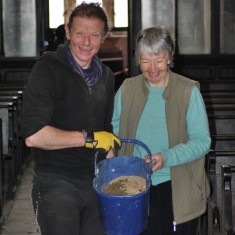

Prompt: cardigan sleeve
[
  {"left": 111, "top": 88, "right": 122, "bottom": 136},
  {"left": 162, "top": 86, "right": 211, "bottom": 167}
]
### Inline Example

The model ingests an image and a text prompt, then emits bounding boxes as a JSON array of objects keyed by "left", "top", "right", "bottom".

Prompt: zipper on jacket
[
  {"left": 173, "top": 221, "right": 176, "bottom": 232},
  {"left": 88, "top": 86, "right": 92, "bottom": 95},
  {"left": 88, "top": 86, "right": 93, "bottom": 131}
]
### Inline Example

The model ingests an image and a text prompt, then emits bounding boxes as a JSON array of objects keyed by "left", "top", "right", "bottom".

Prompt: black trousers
[
  {"left": 140, "top": 181, "right": 199, "bottom": 235},
  {"left": 31, "top": 173, "right": 105, "bottom": 235}
]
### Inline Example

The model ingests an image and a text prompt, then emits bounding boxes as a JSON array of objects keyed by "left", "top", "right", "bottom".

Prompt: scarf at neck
[{"left": 64, "top": 43, "right": 102, "bottom": 86}]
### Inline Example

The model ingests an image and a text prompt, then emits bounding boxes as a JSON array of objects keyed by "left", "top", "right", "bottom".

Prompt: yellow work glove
[{"left": 84, "top": 131, "right": 121, "bottom": 153}]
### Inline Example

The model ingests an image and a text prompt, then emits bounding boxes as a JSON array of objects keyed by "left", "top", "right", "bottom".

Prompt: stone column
[
  {"left": 0, "top": 0, "right": 4, "bottom": 55},
  {"left": 3, "top": 0, "right": 37, "bottom": 57}
]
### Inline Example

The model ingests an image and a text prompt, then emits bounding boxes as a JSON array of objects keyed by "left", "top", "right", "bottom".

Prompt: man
[{"left": 20, "top": 2, "right": 121, "bottom": 235}]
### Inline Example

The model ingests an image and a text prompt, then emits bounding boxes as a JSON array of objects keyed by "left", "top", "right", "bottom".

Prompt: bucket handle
[
  {"left": 94, "top": 138, "right": 152, "bottom": 175},
  {"left": 120, "top": 138, "right": 152, "bottom": 157}
]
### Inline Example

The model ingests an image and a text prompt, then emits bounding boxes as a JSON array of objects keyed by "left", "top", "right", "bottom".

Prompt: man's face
[{"left": 66, "top": 16, "right": 105, "bottom": 69}]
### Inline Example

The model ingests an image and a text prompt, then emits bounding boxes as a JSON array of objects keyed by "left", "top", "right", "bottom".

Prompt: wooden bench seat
[
  {"left": 210, "top": 134, "right": 235, "bottom": 151},
  {"left": 1, "top": 68, "right": 31, "bottom": 84},
  {"left": 0, "top": 87, "right": 25, "bottom": 93},
  {"left": 0, "top": 119, "right": 3, "bottom": 218},
  {"left": 208, "top": 114, "right": 235, "bottom": 137},
  {"left": 0, "top": 82, "right": 27, "bottom": 206},
  {"left": 200, "top": 80, "right": 235, "bottom": 90},
  {"left": 0, "top": 101, "right": 18, "bottom": 198},
  {"left": 206, "top": 103, "right": 235, "bottom": 115},
  {"left": 206, "top": 151, "right": 235, "bottom": 234},
  {"left": 220, "top": 165, "right": 235, "bottom": 233}
]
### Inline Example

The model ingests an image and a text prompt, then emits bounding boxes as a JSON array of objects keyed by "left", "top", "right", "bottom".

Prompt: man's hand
[{"left": 85, "top": 131, "right": 121, "bottom": 153}]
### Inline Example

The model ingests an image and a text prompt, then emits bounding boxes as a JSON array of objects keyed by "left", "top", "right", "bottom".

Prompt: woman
[{"left": 112, "top": 26, "right": 211, "bottom": 235}]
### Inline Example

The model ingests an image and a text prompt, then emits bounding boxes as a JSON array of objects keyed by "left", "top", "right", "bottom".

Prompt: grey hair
[{"left": 135, "top": 26, "right": 175, "bottom": 68}]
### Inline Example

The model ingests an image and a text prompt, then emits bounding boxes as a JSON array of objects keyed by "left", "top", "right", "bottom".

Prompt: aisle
[{"left": 0, "top": 161, "right": 41, "bottom": 235}]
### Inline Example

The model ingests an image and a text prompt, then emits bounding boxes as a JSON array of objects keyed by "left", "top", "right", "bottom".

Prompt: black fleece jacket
[{"left": 20, "top": 44, "right": 115, "bottom": 179}]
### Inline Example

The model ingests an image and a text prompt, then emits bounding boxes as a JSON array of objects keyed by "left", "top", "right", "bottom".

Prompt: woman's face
[
  {"left": 139, "top": 50, "right": 170, "bottom": 88},
  {"left": 65, "top": 16, "right": 105, "bottom": 69}
]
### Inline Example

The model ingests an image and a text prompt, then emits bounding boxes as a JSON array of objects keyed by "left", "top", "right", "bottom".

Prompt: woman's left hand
[{"left": 145, "top": 153, "right": 164, "bottom": 171}]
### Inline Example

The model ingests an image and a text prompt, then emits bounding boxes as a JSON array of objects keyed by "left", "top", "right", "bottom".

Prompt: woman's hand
[{"left": 145, "top": 153, "right": 164, "bottom": 171}]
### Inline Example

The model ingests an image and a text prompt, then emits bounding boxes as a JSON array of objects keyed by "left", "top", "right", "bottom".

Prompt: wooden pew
[
  {"left": 98, "top": 48, "right": 126, "bottom": 91},
  {"left": 188, "top": 77, "right": 235, "bottom": 229},
  {"left": 220, "top": 165, "right": 235, "bottom": 234},
  {"left": 204, "top": 99, "right": 235, "bottom": 161},
  {"left": 204, "top": 95, "right": 235, "bottom": 151},
  {"left": 201, "top": 80, "right": 235, "bottom": 234},
  {"left": 206, "top": 151, "right": 235, "bottom": 235},
  {"left": 0, "top": 101, "right": 18, "bottom": 198},
  {"left": 0, "top": 91, "right": 23, "bottom": 100},
  {"left": 0, "top": 91, "right": 23, "bottom": 117},
  {"left": 0, "top": 119, "right": 3, "bottom": 219},
  {"left": 0, "top": 86, "right": 25, "bottom": 92},
  {"left": 210, "top": 135, "right": 235, "bottom": 151},
  {"left": 0, "top": 82, "right": 32, "bottom": 230},
  {"left": 208, "top": 114, "right": 235, "bottom": 134},
  {"left": 0, "top": 96, "right": 21, "bottom": 114},
  {"left": 0, "top": 83, "right": 28, "bottom": 169},
  {"left": 202, "top": 89, "right": 235, "bottom": 99},
  {"left": 0, "top": 81, "right": 26, "bottom": 196},
  {"left": 200, "top": 80, "right": 235, "bottom": 91},
  {"left": 2, "top": 68, "right": 30, "bottom": 84},
  {"left": 0, "top": 86, "right": 25, "bottom": 93},
  {"left": 206, "top": 103, "right": 235, "bottom": 115},
  {"left": 0, "top": 96, "right": 23, "bottom": 175},
  {"left": 202, "top": 89, "right": 235, "bottom": 94}
]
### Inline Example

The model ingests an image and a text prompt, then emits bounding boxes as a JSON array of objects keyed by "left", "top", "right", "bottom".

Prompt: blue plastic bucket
[{"left": 93, "top": 138, "right": 152, "bottom": 235}]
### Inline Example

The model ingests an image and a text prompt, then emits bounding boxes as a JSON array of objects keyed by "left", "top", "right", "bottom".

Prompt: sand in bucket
[{"left": 101, "top": 175, "right": 146, "bottom": 195}]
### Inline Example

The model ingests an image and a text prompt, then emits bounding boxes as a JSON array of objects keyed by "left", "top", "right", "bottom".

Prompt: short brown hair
[{"left": 68, "top": 2, "right": 109, "bottom": 35}]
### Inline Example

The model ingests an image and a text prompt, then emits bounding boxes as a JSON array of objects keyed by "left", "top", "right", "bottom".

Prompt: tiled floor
[{"left": 0, "top": 161, "right": 41, "bottom": 235}]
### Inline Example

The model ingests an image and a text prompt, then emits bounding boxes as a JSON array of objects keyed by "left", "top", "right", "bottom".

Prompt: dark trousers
[
  {"left": 31, "top": 173, "right": 105, "bottom": 235},
  {"left": 140, "top": 181, "right": 199, "bottom": 235}
]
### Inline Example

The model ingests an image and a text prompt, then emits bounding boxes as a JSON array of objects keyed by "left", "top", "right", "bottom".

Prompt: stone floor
[{"left": 0, "top": 161, "right": 41, "bottom": 235}]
